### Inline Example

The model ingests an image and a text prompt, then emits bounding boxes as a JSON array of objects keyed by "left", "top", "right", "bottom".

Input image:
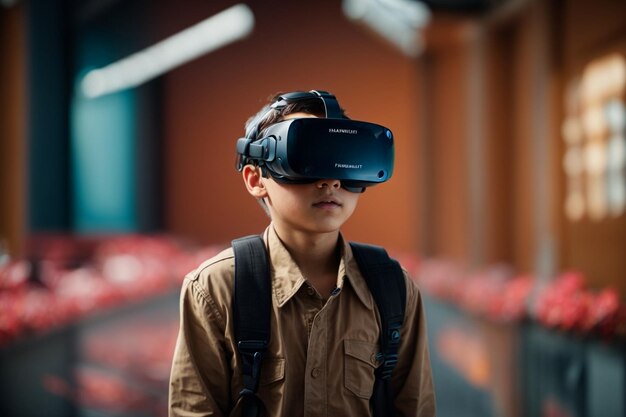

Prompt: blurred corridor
[{"left": 1, "top": 0, "right": 626, "bottom": 416}]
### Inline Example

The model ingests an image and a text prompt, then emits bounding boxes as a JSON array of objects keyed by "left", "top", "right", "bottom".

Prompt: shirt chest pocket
[{"left": 344, "top": 340, "right": 380, "bottom": 399}]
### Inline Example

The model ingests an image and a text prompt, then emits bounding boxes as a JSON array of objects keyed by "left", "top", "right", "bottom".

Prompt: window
[{"left": 562, "top": 53, "right": 626, "bottom": 221}]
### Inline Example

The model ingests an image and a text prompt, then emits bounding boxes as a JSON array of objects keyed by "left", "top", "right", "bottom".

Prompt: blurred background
[{"left": 1, "top": 0, "right": 626, "bottom": 416}]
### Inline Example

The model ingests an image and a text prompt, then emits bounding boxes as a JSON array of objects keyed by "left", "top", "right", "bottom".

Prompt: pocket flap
[
  {"left": 344, "top": 340, "right": 379, "bottom": 366},
  {"left": 260, "top": 357, "right": 285, "bottom": 385}
]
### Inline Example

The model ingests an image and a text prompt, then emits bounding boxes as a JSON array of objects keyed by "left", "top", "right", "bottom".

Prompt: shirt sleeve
[
  {"left": 392, "top": 273, "right": 437, "bottom": 417},
  {"left": 169, "top": 274, "right": 233, "bottom": 417}
]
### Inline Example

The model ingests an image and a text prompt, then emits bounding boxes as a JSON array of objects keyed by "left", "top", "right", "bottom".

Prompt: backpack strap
[
  {"left": 350, "top": 242, "right": 407, "bottom": 417},
  {"left": 232, "top": 235, "right": 272, "bottom": 417}
]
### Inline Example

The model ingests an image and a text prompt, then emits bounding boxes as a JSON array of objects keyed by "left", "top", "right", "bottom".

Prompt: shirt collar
[
  {"left": 264, "top": 225, "right": 374, "bottom": 310},
  {"left": 265, "top": 225, "right": 306, "bottom": 307}
]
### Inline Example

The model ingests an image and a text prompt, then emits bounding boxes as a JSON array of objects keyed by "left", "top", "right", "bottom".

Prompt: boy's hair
[{"left": 242, "top": 91, "right": 348, "bottom": 216}]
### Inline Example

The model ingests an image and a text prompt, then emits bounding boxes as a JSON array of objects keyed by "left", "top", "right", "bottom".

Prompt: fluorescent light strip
[
  {"left": 342, "top": 0, "right": 430, "bottom": 57},
  {"left": 81, "top": 3, "right": 254, "bottom": 98}
]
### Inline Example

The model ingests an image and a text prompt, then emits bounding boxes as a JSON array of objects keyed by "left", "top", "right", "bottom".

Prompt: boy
[{"left": 169, "top": 90, "right": 435, "bottom": 416}]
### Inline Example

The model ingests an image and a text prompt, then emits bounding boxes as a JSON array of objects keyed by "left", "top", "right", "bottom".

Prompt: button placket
[
  {"left": 304, "top": 309, "right": 327, "bottom": 416},
  {"left": 305, "top": 312, "right": 317, "bottom": 338}
]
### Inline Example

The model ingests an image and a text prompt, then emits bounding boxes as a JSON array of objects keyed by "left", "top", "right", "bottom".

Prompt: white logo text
[
  {"left": 335, "top": 163, "right": 363, "bottom": 169},
  {"left": 329, "top": 128, "right": 358, "bottom": 134}
]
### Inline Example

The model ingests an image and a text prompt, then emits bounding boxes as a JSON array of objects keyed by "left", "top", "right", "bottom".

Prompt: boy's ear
[{"left": 242, "top": 165, "right": 268, "bottom": 198}]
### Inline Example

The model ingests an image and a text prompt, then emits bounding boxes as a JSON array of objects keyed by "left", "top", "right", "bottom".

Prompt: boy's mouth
[{"left": 313, "top": 198, "right": 342, "bottom": 208}]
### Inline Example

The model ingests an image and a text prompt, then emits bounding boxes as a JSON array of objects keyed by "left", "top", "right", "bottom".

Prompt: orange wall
[
  {"left": 0, "top": 5, "right": 25, "bottom": 258},
  {"left": 483, "top": 24, "right": 516, "bottom": 265},
  {"left": 509, "top": 7, "right": 538, "bottom": 273},
  {"left": 416, "top": 2, "right": 560, "bottom": 271},
  {"left": 426, "top": 42, "right": 470, "bottom": 261},
  {"left": 159, "top": 1, "right": 421, "bottom": 253}
]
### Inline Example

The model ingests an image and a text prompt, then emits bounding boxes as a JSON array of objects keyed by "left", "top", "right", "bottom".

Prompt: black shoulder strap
[
  {"left": 232, "top": 235, "right": 271, "bottom": 417},
  {"left": 350, "top": 242, "right": 406, "bottom": 417}
]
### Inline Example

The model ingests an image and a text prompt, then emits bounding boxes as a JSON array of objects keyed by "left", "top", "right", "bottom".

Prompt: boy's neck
[{"left": 272, "top": 225, "right": 341, "bottom": 298}]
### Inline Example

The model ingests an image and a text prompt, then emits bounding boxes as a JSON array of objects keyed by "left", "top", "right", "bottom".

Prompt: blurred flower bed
[
  {"left": 414, "top": 259, "right": 626, "bottom": 339},
  {"left": 0, "top": 234, "right": 223, "bottom": 346},
  {"left": 3, "top": 237, "right": 625, "bottom": 344}
]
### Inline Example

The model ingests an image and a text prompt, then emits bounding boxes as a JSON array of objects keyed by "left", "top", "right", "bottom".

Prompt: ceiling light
[
  {"left": 81, "top": 3, "right": 254, "bottom": 98},
  {"left": 343, "top": 0, "right": 430, "bottom": 57}
]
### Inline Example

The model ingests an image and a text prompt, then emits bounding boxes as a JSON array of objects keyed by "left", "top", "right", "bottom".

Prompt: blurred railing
[{"left": 410, "top": 258, "right": 626, "bottom": 417}]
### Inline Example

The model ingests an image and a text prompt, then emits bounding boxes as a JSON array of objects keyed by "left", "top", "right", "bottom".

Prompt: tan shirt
[{"left": 169, "top": 226, "right": 436, "bottom": 417}]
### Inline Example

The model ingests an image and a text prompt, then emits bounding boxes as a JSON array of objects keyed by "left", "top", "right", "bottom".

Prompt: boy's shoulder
[{"left": 184, "top": 247, "right": 236, "bottom": 295}]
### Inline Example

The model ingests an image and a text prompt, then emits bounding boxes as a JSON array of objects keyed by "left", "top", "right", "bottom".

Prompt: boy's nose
[{"left": 316, "top": 179, "right": 341, "bottom": 189}]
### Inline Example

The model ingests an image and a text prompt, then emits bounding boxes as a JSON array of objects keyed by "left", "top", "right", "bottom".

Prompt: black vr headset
[{"left": 236, "top": 90, "right": 394, "bottom": 193}]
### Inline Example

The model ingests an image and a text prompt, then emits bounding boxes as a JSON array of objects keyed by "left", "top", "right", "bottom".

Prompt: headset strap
[
  {"left": 350, "top": 242, "right": 406, "bottom": 417},
  {"left": 233, "top": 235, "right": 272, "bottom": 417},
  {"left": 271, "top": 90, "right": 343, "bottom": 118}
]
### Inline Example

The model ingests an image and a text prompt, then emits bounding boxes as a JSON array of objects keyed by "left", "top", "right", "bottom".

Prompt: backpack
[{"left": 232, "top": 235, "right": 406, "bottom": 417}]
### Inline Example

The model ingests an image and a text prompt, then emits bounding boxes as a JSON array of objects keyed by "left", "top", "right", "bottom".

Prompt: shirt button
[
  {"left": 306, "top": 286, "right": 316, "bottom": 296},
  {"left": 311, "top": 367, "right": 321, "bottom": 378}
]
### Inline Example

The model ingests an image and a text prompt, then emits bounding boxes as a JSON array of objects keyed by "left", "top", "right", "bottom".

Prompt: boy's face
[{"left": 244, "top": 113, "right": 361, "bottom": 236}]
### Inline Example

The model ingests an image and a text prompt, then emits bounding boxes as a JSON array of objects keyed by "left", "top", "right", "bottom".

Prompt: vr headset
[{"left": 236, "top": 90, "right": 394, "bottom": 193}]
